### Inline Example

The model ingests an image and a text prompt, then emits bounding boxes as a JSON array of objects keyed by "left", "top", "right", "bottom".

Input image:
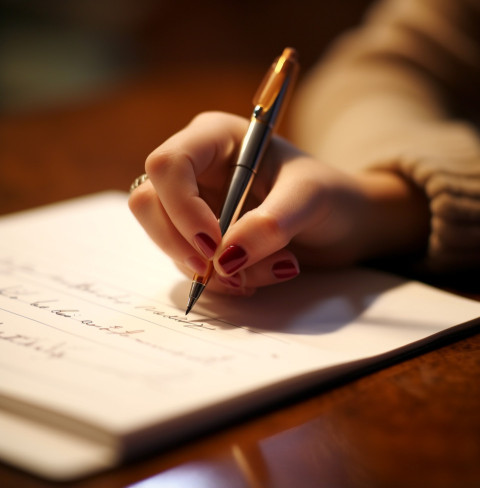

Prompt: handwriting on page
[
  {"left": 0, "top": 324, "right": 71, "bottom": 359},
  {"left": 0, "top": 258, "right": 287, "bottom": 393}
]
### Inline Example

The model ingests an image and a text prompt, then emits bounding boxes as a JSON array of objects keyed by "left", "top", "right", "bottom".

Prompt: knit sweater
[{"left": 290, "top": 0, "right": 480, "bottom": 271}]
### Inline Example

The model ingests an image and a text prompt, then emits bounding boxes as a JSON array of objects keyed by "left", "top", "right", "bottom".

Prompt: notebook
[{"left": 1, "top": 191, "right": 479, "bottom": 480}]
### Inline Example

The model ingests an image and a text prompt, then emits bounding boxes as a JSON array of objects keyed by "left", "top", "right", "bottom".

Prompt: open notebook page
[{"left": 1, "top": 192, "right": 479, "bottom": 480}]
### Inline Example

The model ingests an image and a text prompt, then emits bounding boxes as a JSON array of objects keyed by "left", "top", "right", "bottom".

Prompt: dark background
[{"left": 0, "top": 0, "right": 374, "bottom": 214}]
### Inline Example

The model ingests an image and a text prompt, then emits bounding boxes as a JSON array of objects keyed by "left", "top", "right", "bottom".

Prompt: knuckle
[
  {"left": 145, "top": 150, "right": 173, "bottom": 177},
  {"left": 190, "top": 111, "right": 213, "bottom": 125},
  {"left": 255, "top": 210, "right": 290, "bottom": 248},
  {"left": 190, "top": 111, "right": 227, "bottom": 126}
]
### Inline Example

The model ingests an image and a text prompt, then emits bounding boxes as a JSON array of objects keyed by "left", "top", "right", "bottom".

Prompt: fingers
[
  {"left": 128, "top": 179, "right": 209, "bottom": 275},
  {"left": 129, "top": 112, "right": 324, "bottom": 296},
  {"left": 233, "top": 248, "right": 300, "bottom": 288},
  {"left": 212, "top": 145, "right": 331, "bottom": 279},
  {"left": 129, "top": 111, "right": 249, "bottom": 275},
  {"left": 212, "top": 201, "right": 305, "bottom": 283},
  {"left": 145, "top": 112, "right": 249, "bottom": 255},
  {"left": 175, "top": 248, "right": 300, "bottom": 296}
]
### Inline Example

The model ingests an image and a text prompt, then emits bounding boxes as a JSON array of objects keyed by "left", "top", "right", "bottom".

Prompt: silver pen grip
[{"left": 218, "top": 119, "right": 272, "bottom": 235}]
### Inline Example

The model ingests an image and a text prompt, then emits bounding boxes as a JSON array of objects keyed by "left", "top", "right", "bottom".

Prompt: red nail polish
[
  {"left": 218, "top": 245, "right": 248, "bottom": 274},
  {"left": 272, "top": 260, "right": 299, "bottom": 280},
  {"left": 193, "top": 233, "right": 217, "bottom": 259}
]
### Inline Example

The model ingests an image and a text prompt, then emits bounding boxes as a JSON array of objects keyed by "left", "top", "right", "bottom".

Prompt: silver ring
[{"left": 129, "top": 173, "right": 149, "bottom": 193}]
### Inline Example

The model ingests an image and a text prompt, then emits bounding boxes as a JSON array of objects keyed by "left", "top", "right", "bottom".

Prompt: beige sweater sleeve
[{"left": 290, "top": 0, "right": 480, "bottom": 271}]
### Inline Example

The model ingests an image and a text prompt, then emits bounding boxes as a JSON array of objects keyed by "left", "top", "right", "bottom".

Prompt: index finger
[{"left": 145, "top": 111, "right": 249, "bottom": 256}]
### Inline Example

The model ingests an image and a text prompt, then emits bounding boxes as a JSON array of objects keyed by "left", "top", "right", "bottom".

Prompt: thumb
[{"left": 213, "top": 158, "right": 328, "bottom": 276}]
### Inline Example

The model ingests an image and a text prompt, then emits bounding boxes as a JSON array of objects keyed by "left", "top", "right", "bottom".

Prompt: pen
[{"left": 185, "top": 47, "right": 299, "bottom": 315}]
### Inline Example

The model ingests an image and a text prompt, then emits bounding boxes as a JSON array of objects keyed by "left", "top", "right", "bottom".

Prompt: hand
[{"left": 129, "top": 111, "right": 430, "bottom": 295}]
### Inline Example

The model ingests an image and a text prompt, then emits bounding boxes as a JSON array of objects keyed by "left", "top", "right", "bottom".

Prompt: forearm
[
  {"left": 291, "top": 63, "right": 455, "bottom": 171},
  {"left": 289, "top": 0, "right": 480, "bottom": 270}
]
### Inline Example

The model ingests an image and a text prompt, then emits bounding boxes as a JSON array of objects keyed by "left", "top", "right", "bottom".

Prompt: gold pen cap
[{"left": 253, "top": 47, "right": 299, "bottom": 118}]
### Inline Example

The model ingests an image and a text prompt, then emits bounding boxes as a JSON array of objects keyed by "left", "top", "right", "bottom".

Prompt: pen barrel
[{"left": 218, "top": 119, "right": 271, "bottom": 235}]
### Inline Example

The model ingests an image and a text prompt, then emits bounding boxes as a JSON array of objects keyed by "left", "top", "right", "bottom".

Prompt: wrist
[{"left": 355, "top": 170, "right": 430, "bottom": 261}]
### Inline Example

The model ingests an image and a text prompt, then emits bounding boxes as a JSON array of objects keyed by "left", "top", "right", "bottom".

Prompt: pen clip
[{"left": 252, "top": 47, "right": 299, "bottom": 125}]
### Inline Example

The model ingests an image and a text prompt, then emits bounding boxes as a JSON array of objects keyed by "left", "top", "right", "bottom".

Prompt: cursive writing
[
  {"left": 0, "top": 325, "right": 69, "bottom": 359},
  {"left": 135, "top": 305, "right": 215, "bottom": 330}
]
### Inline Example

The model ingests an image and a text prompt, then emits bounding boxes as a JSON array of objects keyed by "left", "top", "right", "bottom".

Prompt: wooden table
[{"left": 1, "top": 68, "right": 479, "bottom": 488}]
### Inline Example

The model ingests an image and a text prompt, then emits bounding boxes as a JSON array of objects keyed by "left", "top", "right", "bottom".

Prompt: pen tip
[
  {"left": 186, "top": 278, "right": 206, "bottom": 316},
  {"left": 185, "top": 297, "right": 196, "bottom": 316}
]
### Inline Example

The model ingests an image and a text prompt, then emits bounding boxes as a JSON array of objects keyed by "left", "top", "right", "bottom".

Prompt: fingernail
[
  {"left": 217, "top": 273, "right": 242, "bottom": 288},
  {"left": 272, "top": 259, "right": 299, "bottom": 280},
  {"left": 185, "top": 256, "right": 207, "bottom": 275},
  {"left": 218, "top": 245, "right": 248, "bottom": 275},
  {"left": 193, "top": 233, "right": 217, "bottom": 259}
]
